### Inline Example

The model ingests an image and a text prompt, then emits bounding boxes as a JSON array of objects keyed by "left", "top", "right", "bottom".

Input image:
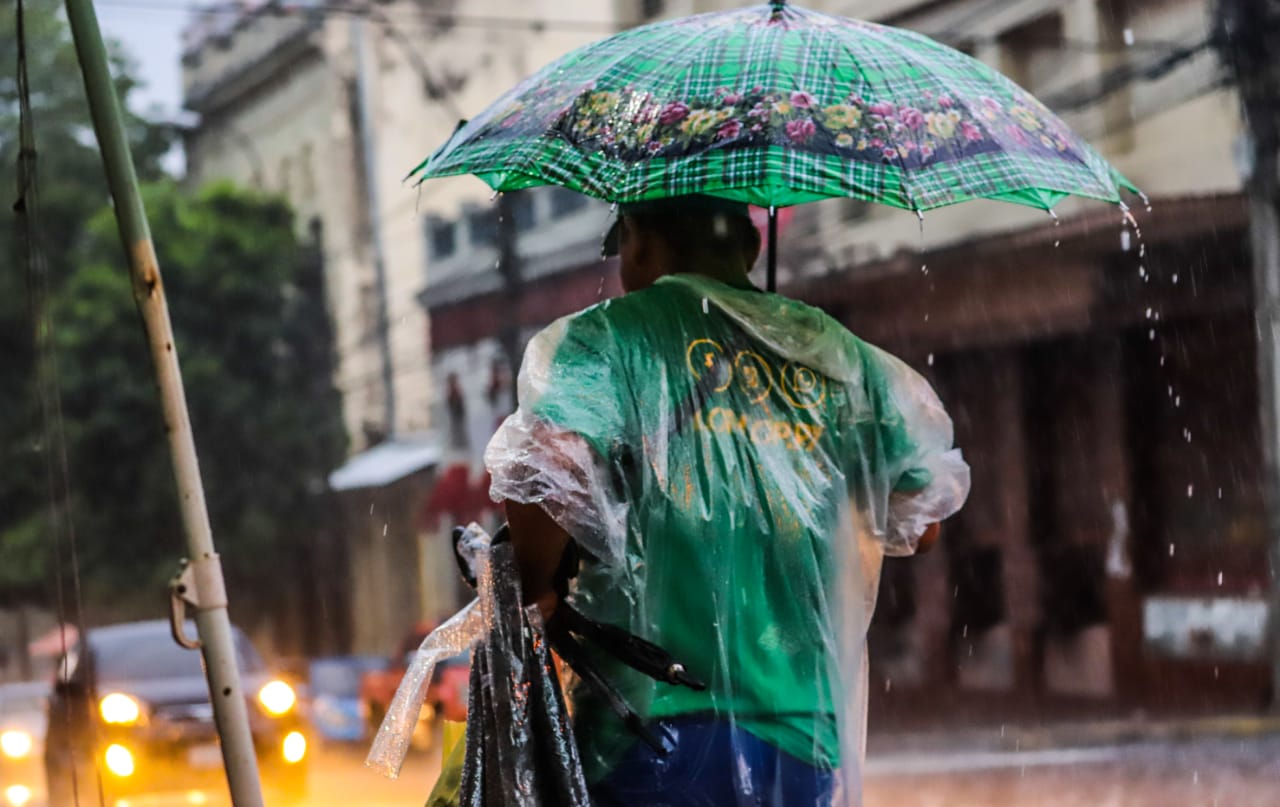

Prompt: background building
[
  {"left": 182, "top": 0, "right": 1272, "bottom": 715},
  {"left": 181, "top": 0, "right": 627, "bottom": 653}
]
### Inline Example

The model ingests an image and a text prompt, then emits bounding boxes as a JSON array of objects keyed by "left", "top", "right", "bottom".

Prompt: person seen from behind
[{"left": 485, "top": 195, "right": 970, "bottom": 806}]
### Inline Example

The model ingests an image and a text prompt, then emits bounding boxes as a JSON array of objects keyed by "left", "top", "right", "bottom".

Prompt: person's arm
[
  {"left": 504, "top": 500, "right": 571, "bottom": 619},
  {"left": 917, "top": 522, "right": 941, "bottom": 554}
]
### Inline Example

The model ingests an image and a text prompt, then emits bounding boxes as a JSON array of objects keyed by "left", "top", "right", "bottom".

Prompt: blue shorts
[{"left": 589, "top": 717, "right": 836, "bottom": 807}]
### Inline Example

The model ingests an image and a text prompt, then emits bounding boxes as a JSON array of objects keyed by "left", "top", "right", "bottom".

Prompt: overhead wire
[
  {"left": 14, "top": 1, "right": 103, "bottom": 804},
  {"left": 97, "top": 0, "right": 1195, "bottom": 55}
]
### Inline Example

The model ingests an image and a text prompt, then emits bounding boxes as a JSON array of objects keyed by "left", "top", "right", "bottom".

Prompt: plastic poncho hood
[{"left": 486, "top": 273, "right": 969, "bottom": 804}]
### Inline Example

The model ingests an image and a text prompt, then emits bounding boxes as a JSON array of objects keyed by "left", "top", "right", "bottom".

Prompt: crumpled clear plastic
[
  {"left": 484, "top": 273, "right": 970, "bottom": 805},
  {"left": 366, "top": 525, "right": 489, "bottom": 779}
]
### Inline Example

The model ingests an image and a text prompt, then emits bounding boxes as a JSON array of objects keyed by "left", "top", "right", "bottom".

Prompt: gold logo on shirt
[{"left": 684, "top": 339, "right": 828, "bottom": 452}]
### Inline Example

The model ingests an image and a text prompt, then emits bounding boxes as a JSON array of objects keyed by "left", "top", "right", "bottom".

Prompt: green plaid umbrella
[{"left": 411, "top": 0, "right": 1138, "bottom": 285}]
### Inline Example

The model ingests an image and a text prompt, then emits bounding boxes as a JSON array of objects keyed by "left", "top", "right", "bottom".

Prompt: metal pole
[
  {"left": 61, "top": 1, "right": 267, "bottom": 803},
  {"left": 1218, "top": 0, "right": 1280, "bottom": 710},
  {"left": 767, "top": 207, "right": 778, "bottom": 292},
  {"left": 352, "top": 16, "right": 397, "bottom": 437},
  {"left": 496, "top": 191, "right": 524, "bottom": 411}
]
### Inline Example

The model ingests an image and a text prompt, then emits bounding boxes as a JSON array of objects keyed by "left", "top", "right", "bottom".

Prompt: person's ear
[{"left": 743, "top": 219, "right": 763, "bottom": 267}]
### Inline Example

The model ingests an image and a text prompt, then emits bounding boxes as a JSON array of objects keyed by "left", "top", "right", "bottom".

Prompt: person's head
[{"left": 603, "top": 196, "right": 762, "bottom": 293}]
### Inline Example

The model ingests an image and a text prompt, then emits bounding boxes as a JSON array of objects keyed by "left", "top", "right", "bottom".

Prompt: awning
[{"left": 328, "top": 436, "right": 441, "bottom": 492}]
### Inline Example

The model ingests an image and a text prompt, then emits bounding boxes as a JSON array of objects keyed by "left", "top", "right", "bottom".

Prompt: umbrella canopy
[{"left": 411, "top": 1, "right": 1137, "bottom": 213}]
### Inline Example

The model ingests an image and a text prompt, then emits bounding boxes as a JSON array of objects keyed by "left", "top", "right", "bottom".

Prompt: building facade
[
  {"left": 181, "top": 0, "right": 631, "bottom": 652},
  {"left": 182, "top": 0, "right": 1273, "bottom": 713},
  {"left": 423, "top": 0, "right": 1272, "bottom": 721}
]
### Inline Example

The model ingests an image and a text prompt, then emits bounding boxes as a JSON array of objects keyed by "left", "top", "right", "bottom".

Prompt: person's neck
[{"left": 660, "top": 253, "right": 752, "bottom": 288}]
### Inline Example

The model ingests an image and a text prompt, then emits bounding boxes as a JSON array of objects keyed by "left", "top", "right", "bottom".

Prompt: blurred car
[
  {"left": 359, "top": 624, "right": 470, "bottom": 751},
  {"left": 0, "top": 681, "right": 50, "bottom": 807},
  {"left": 306, "top": 655, "right": 386, "bottom": 743},
  {"left": 43, "top": 620, "right": 308, "bottom": 807}
]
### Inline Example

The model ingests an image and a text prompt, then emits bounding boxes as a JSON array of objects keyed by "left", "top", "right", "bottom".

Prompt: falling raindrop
[
  {"left": 923, "top": 313, "right": 930, "bottom": 322},
  {"left": 1145, "top": 307, "right": 1153, "bottom": 318},
  {"left": 490, "top": 190, "right": 500, "bottom": 201},
  {"left": 1193, "top": 770, "right": 1199, "bottom": 785},
  {"left": 369, "top": 503, "right": 374, "bottom": 515},
  {"left": 702, "top": 297, "right": 709, "bottom": 314},
  {"left": 382, "top": 523, "right": 388, "bottom": 536},
  {"left": 1138, "top": 265, "right": 1146, "bottom": 278},
  {"left": 927, "top": 353, "right": 935, "bottom": 366},
  {"left": 1168, "top": 543, "right": 1176, "bottom": 557},
  {"left": 1214, "top": 667, "right": 1220, "bottom": 680},
  {"left": 1149, "top": 329, "right": 1156, "bottom": 341},
  {"left": 1121, "top": 229, "right": 1133, "bottom": 252},
  {"left": 1139, "top": 243, "right": 1146, "bottom": 258},
  {"left": 1175, "top": 396, "right": 1182, "bottom": 408},
  {"left": 1187, "top": 484, "right": 1194, "bottom": 498},
  {"left": 597, "top": 278, "right": 605, "bottom": 299},
  {"left": 884, "top": 678, "right": 892, "bottom": 693},
  {"left": 1218, "top": 487, "right": 1223, "bottom": 499},
  {"left": 921, "top": 264, "right": 929, "bottom": 275},
  {"left": 1217, "top": 571, "right": 1223, "bottom": 586},
  {"left": 1172, "top": 273, "right": 1180, "bottom": 284},
  {"left": 1123, "top": 27, "right": 1135, "bottom": 46},
  {"left": 961, "top": 624, "right": 968, "bottom": 638}
]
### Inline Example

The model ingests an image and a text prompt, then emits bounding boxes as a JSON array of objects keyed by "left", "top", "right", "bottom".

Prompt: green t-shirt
[{"left": 521, "top": 274, "right": 932, "bottom": 781}]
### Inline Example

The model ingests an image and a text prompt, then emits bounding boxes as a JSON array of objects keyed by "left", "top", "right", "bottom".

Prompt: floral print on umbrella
[{"left": 519, "top": 85, "right": 1088, "bottom": 169}]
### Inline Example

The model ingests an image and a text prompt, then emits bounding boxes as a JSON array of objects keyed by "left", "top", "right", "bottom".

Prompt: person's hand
[
  {"left": 916, "top": 523, "right": 941, "bottom": 554},
  {"left": 534, "top": 590, "right": 560, "bottom": 623}
]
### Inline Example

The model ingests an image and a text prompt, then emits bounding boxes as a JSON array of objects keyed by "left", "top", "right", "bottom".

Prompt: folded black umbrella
[
  {"left": 457, "top": 527, "right": 591, "bottom": 806},
  {"left": 444, "top": 524, "right": 705, "bottom": 806}
]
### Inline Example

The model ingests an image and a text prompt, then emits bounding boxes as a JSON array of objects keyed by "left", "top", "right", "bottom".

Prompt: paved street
[
  {"left": 301, "top": 744, "right": 442, "bottom": 807},
  {"left": 292, "top": 734, "right": 1280, "bottom": 807},
  {"left": 863, "top": 736, "right": 1280, "bottom": 806}
]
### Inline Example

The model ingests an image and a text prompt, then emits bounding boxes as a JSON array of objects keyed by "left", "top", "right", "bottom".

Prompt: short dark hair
[{"left": 626, "top": 208, "right": 760, "bottom": 263}]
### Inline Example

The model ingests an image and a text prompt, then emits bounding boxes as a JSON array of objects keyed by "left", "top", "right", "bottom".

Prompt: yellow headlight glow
[
  {"left": 0, "top": 730, "right": 32, "bottom": 759},
  {"left": 105, "top": 744, "right": 135, "bottom": 777},
  {"left": 100, "top": 693, "right": 142, "bottom": 725},
  {"left": 257, "top": 681, "right": 296, "bottom": 716},
  {"left": 282, "top": 731, "right": 306, "bottom": 764},
  {"left": 4, "top": 785, "right": 32, "bottom": 807}
]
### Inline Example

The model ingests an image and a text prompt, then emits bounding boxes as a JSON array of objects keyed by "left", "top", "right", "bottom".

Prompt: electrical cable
[
  {"left": 14, "top": 2, "right": 104, "bottom": 805},
  {"left": 96, "top": 0, "right": 1192, "bottom": 55}
]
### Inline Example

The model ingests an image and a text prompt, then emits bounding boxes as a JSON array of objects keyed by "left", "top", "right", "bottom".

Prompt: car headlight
[
  {"left": 282, "top": 731, "right": 306, "bottom": 764},
  {"left": 104, "top": 744, "right": 135, "bottom": 777},
  {"left": 257, "top": 680, "right": 297, "bottom": 716},
  {"left": 100, "top": 693, "right": 143, "bottom": 725},
  {"left": 0, "top": 730, "right": 32, "bottom": 759}
]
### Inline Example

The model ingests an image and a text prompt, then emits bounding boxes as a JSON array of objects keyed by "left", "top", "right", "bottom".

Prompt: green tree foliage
[
  {"left": 3, "top": 3, "right": 347, "bottom": 640},
  {"left": 57, "top": 182, "right": 347, "bottom": 626},
  {"left": 2, "top": 0, "right": 171, "bottom": 606}
]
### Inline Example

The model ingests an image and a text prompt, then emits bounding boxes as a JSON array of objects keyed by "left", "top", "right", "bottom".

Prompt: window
[
  {"left": 299, "top": 143, "right": 316, "bottom": 198},
  {"left": 278, "top": 156, "right": 293, "bottom": 198},
  {"left": 468, "top": 208, "right": 498, "bottom": 247},
  {"left": 548, "top": 186, "right": 588, "bottom": 218},
  {"left": 510, "top": 191, "right": 536, "bottom": 233},
  {"left": 843, "top": 199, "right": 870, "bottom": 223},
  {"left": 426, "top": 216, "right": 457, "bottom": 259}
]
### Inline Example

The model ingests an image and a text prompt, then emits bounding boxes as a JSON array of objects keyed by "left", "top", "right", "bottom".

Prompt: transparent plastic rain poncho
[{"left": 484, "top": 273, "right": 970, "bottom": 805}]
